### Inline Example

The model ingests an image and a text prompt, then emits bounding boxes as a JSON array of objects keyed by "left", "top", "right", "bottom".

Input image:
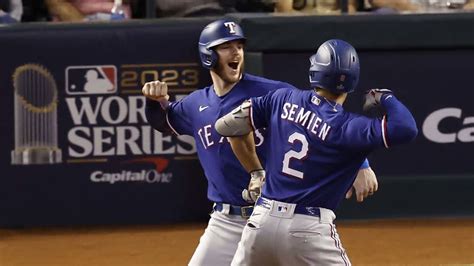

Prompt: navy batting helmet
[
  {"left": 198, "top": 19, "right": 246, "bottom": 69},
  {"left": 309, "top": 39, "right": 360, "bottom": 93}
]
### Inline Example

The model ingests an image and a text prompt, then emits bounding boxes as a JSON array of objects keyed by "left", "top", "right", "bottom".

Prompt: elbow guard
[{"left": 215, "top": 100, "right": 253, "bottom": 136}]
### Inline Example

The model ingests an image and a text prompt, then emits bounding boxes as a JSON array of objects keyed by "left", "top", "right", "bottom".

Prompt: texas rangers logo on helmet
[{"left": 224, "top": 22, "right": 237, "bottom": 34}]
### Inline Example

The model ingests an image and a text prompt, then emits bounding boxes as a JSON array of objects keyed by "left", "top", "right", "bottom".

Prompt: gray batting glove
[
  {"left": 363, "top": 88, "right": 393, "bottom": 112},
  {"left": 242, "top": 169, "right": 266, "bottom": 203}
]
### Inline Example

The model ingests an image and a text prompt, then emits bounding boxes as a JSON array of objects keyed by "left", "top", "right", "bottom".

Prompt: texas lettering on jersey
[
  {"left": 197, "top": 123, "right": 264, "bottom": 149},
  {"left": 164, "top": 74, "right": 296, "bottom": 205}
]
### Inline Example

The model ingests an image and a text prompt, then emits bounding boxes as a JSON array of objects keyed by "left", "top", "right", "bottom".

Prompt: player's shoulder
[
  {"left": 242, "top": 73, "right": 279, "bottom": 85},
  {"left": 183, "top": 85, "right": 211, "bottom": 99},
  {"left": 274, "top": 85, "right": 311, "bottom": 98},
  {"left": 171, "top": 85, "right": 210, "bottom": 108},
  {"left": 256, "top": 86, "right": 305, "bottom": 105},
  {"left": 344, "top": 111, "right": 374, "bottom": 121},
  {"left": 242, "top": 73, "right": 296, "bottom": 91}
]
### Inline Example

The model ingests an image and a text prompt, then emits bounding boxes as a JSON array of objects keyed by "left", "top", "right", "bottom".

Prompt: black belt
[
  {"left": 256, "top": 197, "right": 320, "bottom": 217},
  {"left": 214, "top": 203, "right": 254, "bottom": 219}
]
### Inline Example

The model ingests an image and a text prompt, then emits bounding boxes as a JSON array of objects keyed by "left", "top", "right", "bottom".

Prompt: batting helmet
[
  {"left": 309, "top": 39, "right": 360, "bottom": 93},
  {"left": 198, "top": 19, "right": 246, "bottom": 69}
]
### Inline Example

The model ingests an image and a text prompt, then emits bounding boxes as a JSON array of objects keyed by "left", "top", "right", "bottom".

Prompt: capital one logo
[
  {"left": 224, "top": 22, "right": 237, "bottom": 34},
  {"left": 422, "top": 108, "right": 474, "bottom": 143}
]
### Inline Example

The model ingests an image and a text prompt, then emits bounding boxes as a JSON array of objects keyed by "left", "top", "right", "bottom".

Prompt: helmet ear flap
[
  {"left": 209, "top": 49, "right": 218, "bottom": 69},
  {"left": 199, "top": 45, "right": 219, "bottom": 69}
]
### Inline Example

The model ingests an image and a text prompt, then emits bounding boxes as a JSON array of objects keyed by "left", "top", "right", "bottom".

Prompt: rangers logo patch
[{"left": 224, "top": 22, "right": 237, "bottom": 34}]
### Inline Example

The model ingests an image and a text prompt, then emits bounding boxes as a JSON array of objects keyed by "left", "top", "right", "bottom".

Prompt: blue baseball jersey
[
  {"left": 250, "top": 88, "right": 390, "bottom": 211},
  {"left": 166, "top": 74, "right": 296, "bottom": 206}
]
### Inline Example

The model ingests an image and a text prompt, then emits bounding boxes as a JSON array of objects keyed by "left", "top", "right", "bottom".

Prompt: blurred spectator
[
  {"left": 275, "top": 0, "right": 357, "bottom": 15},
  {"left": 45, "top": 0, "right": 131, "bottom": 22},
  {"left": 420, "top": 0, "right": 467, "bottom": 10},
  {"left": 362, "top": 0, "right": 468, "bottom": 13},
  {"left": 0, "top": 0, "right": 22, "bottom": 23},
  {"left": 274, "top": 0, "right": 357, "bottom": 14},
  {"left": 464, "top": 0, "right": 474, "bottom": 9},
  {"left": 359, "top": 0, "right": 420, "bottom": 13},
  {"left": 154, "top": 0, "right": 231, "bottom": 17}
]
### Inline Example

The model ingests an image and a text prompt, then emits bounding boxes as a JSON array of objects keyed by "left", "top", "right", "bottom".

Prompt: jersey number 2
[{"left": 282, "top": 132, "right": 309, "bottom": 179}]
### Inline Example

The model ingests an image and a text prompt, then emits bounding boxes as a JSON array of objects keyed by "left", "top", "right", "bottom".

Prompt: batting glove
[
  {"left": 242, "top": 169, "right": 265, "bottom": 204},
  {"left": 363, "top": 88, "right": 393, "bottom": 112}
]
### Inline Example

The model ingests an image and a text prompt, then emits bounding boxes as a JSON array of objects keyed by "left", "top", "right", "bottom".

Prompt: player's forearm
[
  {"left": 145, "top": 98, "right": 172, "bottom": 134},
  {"left": 215, "top": 101, "right": 253, "bottom": 137},
  {"left": 381, "top": 96, "right": 418, "bottom": 146},
  {"left": 229, "top": 133, "right": 263, "bottom": 173}
]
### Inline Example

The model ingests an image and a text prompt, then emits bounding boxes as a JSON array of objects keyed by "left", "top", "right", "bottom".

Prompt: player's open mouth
[{"left": 228, "top": 62, "right": 239, "bottom": 70}]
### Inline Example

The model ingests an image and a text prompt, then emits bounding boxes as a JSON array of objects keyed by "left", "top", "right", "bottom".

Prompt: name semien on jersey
[{"left": 280, "top": 101, "right": 331, "bottom": 141}]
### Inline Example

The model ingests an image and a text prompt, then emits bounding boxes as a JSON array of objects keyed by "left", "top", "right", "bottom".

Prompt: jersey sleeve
[
  {"left": 250, "top": 88, "right": 293, "bottom": 130},
  {"left": 338, "top": 114, "right": 385, "bottom": 150},
  {"left": 166, "top": 97, "right": 194, "bottom": 136},
  {"left": 145, "top": 99, "right": 173, "bottom": 134},
  {"left": 339, "top": 95, "right": 418, "bottom": 150},
  {"left": 381, "top": 95, "right": 418, "bottom": 146},
  {"left": 249, "top": 89, "right": 282, "bottom": 130},
  {"left": 278, "top": 81, "right": 298, "bottom": 90}
]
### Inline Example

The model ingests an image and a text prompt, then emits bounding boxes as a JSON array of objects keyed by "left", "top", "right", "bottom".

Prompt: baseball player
[
  {"left": 143, "top": 21, "right": 378, "bottom": 265},
  {"left": 216, "top": 39, "right": 418, "bottom": 265}
]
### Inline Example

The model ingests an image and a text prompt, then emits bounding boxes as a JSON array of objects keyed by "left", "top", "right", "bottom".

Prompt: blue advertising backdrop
[
  {"left": 0, "top": 15, "right": 473, "bottom": 227},
  {"left": 0, "top": 20, "right": 214, "bottom": 226}
]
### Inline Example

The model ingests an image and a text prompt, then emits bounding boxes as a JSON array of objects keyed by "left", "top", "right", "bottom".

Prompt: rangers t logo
[{"left": 224, "top": 22, "right": 237, "bottom": 34}]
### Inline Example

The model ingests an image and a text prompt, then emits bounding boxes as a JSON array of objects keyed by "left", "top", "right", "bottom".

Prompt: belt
[
  {"left": 256, "top": 197, "right": 320, "bottom": 217},
  {"left": 213, "top": 203, "right": 254, "bottom": 219}
]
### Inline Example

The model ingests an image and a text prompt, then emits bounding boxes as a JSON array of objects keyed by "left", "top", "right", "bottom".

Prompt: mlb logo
[
  {"left": 66, "top": 65, "right": 117, "bottom": 95},
  {"left": 277, "top": 205, "right": 288, "bottom": 213},
  {"left": 311, "top": 96, "right": 321, "bottom": 106}
]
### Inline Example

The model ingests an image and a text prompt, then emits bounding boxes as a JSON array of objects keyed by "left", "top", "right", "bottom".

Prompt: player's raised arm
[
  {"left": 364, "top": 88, "right": 418, "bottom": 147},
  {"left": 142, "top": 80, "right": 173, "bottom": 134}
]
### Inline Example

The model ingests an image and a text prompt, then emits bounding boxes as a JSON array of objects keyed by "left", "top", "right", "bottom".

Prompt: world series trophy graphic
[{"left": 11, "top": 64, "right": 62, "bottom": 165}]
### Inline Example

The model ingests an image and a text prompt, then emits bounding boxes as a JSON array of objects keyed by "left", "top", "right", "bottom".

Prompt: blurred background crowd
[{"left": 1, "top": 0, "right": 474, "bottom": 24}]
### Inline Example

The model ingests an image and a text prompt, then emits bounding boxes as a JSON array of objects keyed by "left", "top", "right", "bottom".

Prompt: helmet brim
[{"left": 204, "top": 36, "right": 247, "bottom": 49}]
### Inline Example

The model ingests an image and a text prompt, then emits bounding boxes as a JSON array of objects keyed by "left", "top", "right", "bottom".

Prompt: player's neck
[
  {"left": 210, "top": 72, "right": 240, "bottom": 97},
  {"left": 315, "top": 89, "right": 347, "bottom": 105}
]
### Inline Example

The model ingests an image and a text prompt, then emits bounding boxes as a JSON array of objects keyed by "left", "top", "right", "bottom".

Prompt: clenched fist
[
  {"left": 142, "top": 80, "right": 170, "bottom": 103},
  {"left": 362, "top": 88, "right": 393, "bottom": 112}
]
